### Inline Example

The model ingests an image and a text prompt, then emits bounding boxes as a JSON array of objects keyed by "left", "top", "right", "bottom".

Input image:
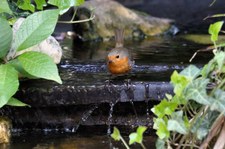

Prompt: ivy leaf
[
  {"left": 208, "top": 21, "right": 224, "bottom": 42},
  {"left": 0, "top": 0, "right": 13, "bottom": 14},
  {"left": 153, "top": 118, "right": 170, "bottom": 139},
  {"left": 0, "top": 65, "right": 19, "bottom": 108},
  {"left": 7, "top": 97, "right": 30, "bottom": 107},
  {"left": 210, "top": 89, "right": 225, "bottom": 115},
  {"left": 167, "top": 111, "right": 188, "bottom": 134},
  {"left": 180, "top": 65, "right": 201, "bottom": 80},
  {"left": 34, "top": 0, "right": 47, "bottom": 10},
  {"left": 156, "top": 138, "right": 165, "bottom": 149},
  {"left": 14, "top": 9, "right": 59, "bottom": 51},
  {"left": 17, "top": 0, "right": 35, "bottom": 12},
  {"left": 191, "top": 111, "right": 219, "bottom": 140},
  {"left": 111, "top": 127, "right": 121, "bottom": 141},
  {"left": 18, "top": 52, "right": 62, "bottom": 84},
  {"left": 129, "top": 126, "right": 147, "bottom": 145},
  {"left": 214, "top": 51, "right": 225, "bottom": 71},
  {"left": 0, "top": 18, "right": 12, "bottom": 58},
  {"left": 184, "top": 78, "right": 211, "bottom": 105},
  {"left": 151, "top": 99, "right": 178, "bottom": 118},
  {"left": 171, "top": 71, "right": 189, "bottom": 96}
]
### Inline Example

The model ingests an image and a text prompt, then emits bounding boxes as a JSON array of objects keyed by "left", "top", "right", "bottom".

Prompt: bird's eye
[{"left": 116, "top": 55, "right": 119, "bottom": 58}]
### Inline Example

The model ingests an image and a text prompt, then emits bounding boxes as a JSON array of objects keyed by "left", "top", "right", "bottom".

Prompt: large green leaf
[
  {"left": 171, "top": 71, "right": 189, "bottom": 96},
  {"left": 184, "top": 78, "right": 211, "bottom": 105},
  {"left": 0, "top": 65, "right": 19, "bottom": 108},
  {"left": 0, "top": 18, "right": 12, "bottom": 58},
  {"left": 14, "top": 9, "right": 59, "bottom": 51},
  {"left": 18, "top": 52, "right": 62, "bottom": 84},
  {"left": 0, "top": 0, "right": 13, "bottom": 14},
  {"left": 153, "top": 118, "right": 170, "bottom": 139},
  {"left": 48, "top": 0, "right": 84, "bottom": 14}
]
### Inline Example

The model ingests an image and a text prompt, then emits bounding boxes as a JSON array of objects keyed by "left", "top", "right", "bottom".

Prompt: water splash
[{"left": 74, "top": 104, "right": 98, "bottom": 132}]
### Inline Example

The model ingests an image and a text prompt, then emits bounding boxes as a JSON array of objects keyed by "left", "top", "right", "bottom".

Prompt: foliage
[
  {"left": 0, "top": 0, "right": 86, "bottom": 108},
  {"left": 111, "top": 126, "right": 147, "bottom": 149},
  {"left": 152, "top": 21, "right": 225, "bottom": 149}
]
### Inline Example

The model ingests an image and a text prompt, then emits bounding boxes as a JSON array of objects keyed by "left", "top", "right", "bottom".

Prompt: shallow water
[{"left": 5, "top": 35, "right": 214, "bottom": 149}]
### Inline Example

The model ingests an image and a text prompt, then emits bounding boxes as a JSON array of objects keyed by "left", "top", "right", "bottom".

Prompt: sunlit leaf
[
  {"left": 34, "top": 0, "right": 47, "bottom": 10},
  {"left": 18, "top": 52, "right": 62, "bottom": 84},
  {"left": 208, "top": 21, "right": 224, "bottom": 42},
  {"left": 0, "top": 0, "right": 12, "bottom": 14},
  {"left": 14, "top": 9, "right": 59, "bottom": 51},
  {"left": 0, "top": 18, "right": 12, "bottom": 58},
  {"left": 151, "top": 99, "right": 178, "bottom": 118},
  {"left": 0, "top": 65, "right": 19, "bottom": 108},
  {"left": 17, "top": 0, "right": 35, "bottom": 12},
  {"left": 167, "top": 111, "right": 188, "bottom": 134},
  {"left": 214, "top": 51, "right": 225, "bottom": 71},
  {"left": 171, "top": 71, "right": 189, "bottom": 96},
  {"left": 7, "top": 97, "right": 30, "bottom": 107},
  {"left": 153, "top": 118, "right": 170, "bottom": 139},
  {"left": 111, "top": 127, "right": 121, "bottom": 141},
  {"left": 129, "top": 126, "right": 147, "bottom": 145},
  {"left": 48, "top": 0, "right": 84, "bottom": 15}
]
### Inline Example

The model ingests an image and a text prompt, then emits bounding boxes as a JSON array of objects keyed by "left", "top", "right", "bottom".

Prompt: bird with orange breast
[{"left": 107, "top": 29, "right": 134, "bottom": 75}]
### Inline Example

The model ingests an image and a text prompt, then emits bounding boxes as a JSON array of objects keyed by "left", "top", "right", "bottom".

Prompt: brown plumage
[{"left": 107, "top": 29, "right": 133, "bottom": 74}]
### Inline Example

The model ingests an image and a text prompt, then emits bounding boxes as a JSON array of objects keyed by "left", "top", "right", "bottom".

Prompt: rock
[
  {"left": 7, "top": 18, "right": 62, "bottom": 64},
  {"left": 0, "top": 117, "right": 11, "bottom": 144},
  {"left": 73, "top": 0, "right": 173, "bottom": 41}
]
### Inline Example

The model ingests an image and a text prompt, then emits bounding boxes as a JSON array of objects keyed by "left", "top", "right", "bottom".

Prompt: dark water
[{"left": 6, "top": 35, "right": 214, "bottom": 149}]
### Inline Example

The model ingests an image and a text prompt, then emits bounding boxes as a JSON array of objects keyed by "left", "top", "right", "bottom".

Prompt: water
[{"left": 3, "top": 25, "right": 215, "bottom": 149}]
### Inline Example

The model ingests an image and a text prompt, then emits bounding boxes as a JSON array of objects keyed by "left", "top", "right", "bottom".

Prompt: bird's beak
[{"left": 108, "top": 60, "right": 113, "bottom": 64}]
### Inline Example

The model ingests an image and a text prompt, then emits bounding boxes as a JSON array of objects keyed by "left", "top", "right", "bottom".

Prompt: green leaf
[
  {"left": 191, "top": 111, "right": 219, "bottom": 140},
  {"left": 48, "top": 0, "right": 84, "bottom": 15},
  {"left": 7, "top": 97, "right": 30, "bottom": 107},
  {"left": 151, "top": 99, "right": 178, "bottom": 118},
  {"left": 171, "top": 71, "right": 190, "bottom": 96},
  {"left": 180, "top": 65, "right": 201, "bottom": 80},
  {"left": 210, "top": 89, "right": 225, "bottom": 115},
  {"left": 34, "top": 0, "right": 47, "bottom": 10},
  {"left": 18, "top": 52, "right": 62, "bottom": 84},
  {"left": 167, "top": 111, "right": 188, "bottom": 134},
  {"left": 184, "top": 78, "right": 211, "bottom": 105},
  {"left": 129, "top": 126, "right": 147, "bottom": 145},
  {"left": 208, "top": 21, "right": 224, "bottom": 42},
  {"left": 14, "top": 9, "right": 59, "bottom": 51},
  {"left": 153, "top": 118, "right": 170, "bottom": 139},
  {"left": 0, "top": 0, "right": 13, "bottom": 14},
  {"left": 0, "top": 18, "right": 12, "bottom": 58},
  {"left": 111, "top": 127, "right": 121, "bottom": 141},
  {"left": 214, "top": 51, "right": 225, "bottom": 71},
  {"left": 17, "top": 0, "right": 35, "bottom": 12},
  {"left": 0, "top": 65, "right": 19, "bottom": 108},
  {"left": 156, "top": 138, "right": 165, "bottom": 149}
]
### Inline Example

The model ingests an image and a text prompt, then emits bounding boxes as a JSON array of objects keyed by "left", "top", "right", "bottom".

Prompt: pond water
[{"left": 5, "top": 34, "right": 214, "bottom": 149}]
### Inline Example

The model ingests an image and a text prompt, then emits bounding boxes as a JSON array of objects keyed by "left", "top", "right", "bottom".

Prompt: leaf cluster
[{"left": 152, "top": 21, "right": 225, "bottom": 149}]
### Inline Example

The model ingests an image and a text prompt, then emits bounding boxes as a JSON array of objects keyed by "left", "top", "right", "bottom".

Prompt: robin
[{"left": 107, "top": 29, "right": 134, "bottom": 75}]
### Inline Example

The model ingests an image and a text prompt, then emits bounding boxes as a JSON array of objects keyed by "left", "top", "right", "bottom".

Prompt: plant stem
[
  {"left": 120, "top": 136, "right": 130, "bottom": 149},
  {"left": 140, "top": 142, "right": 147, "bottom": 149}
]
